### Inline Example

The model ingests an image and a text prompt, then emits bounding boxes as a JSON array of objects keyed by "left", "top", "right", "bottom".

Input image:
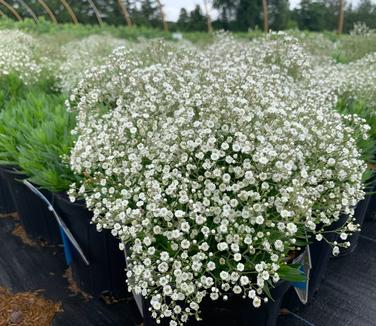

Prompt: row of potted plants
[
  {"left": 1, "top": 33, "right": 376, "bottom": 325},
  {"left": 0, "top": 76, "right": 128, "bottom": 297},
  {"left": 0, "top": 75, "right": 303, "bottom": 325}
]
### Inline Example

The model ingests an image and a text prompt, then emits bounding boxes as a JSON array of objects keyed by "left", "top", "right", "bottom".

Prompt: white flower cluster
[
  {"left": 292, "top": 32, "right": 337, "bottom": 67},
  {"left": 350, "top": 22, "right": 374, "bottom": 36},
  {"left": 0, "top": 30, "right": 42, "bottom": 84},
  {"left": 68, "top": 35, "right": 368, "bottom": 325},
  {"left": 313, "top": 52, "right": 376, "bottom": 105},
  {"left": 57, "top": 34, "right": 126, "bottom": 92},
  {"left": 204, "top": 32, "right": 314, "bottom": 81}
]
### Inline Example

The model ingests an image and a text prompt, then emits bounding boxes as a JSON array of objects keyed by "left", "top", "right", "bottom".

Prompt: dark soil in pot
[
  {"left": 0, "top": 166, "right": 60, "bottom": 244},
  {"left": 142, "top": 281, "right": 290, "bottom": 326},
  {"left": 53, "top": 192, "right": 128, "bottom": 298}
]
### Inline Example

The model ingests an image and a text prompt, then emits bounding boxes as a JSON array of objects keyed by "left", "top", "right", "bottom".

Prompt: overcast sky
[{"left": 163, "top": 0, "right": 365, "bottom": 21}]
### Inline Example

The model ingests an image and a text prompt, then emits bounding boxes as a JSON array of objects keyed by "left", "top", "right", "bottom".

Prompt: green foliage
[
  {"left": 278, "top": 264, "right": 306, "bottom": 282},
  {"left": 0, "top": 17, "right": 267, "bottom": 44},
  {"left": 0, "top": 89, "right": 76, "bottom": 192},
  {"left": 17, "top": 109, "right": 77, "bottom": 192},
  {"left": 333, "top": 34, "right": 376, "bottom": 63},
  {"left": 0, "top": 17, "right": 173, "bottom": 41},
  {"left": 177, "top": 5, "right": 207, "bottom": 32},
  {"left": 0, "top": 74, "right": 57, "bottom": 110},
  {"left": 345, "top": 0, "right": 376, "bottom": 31},
  {"left": 0, "top": 74, "right": 27, "bottom": 110},
  {"left": 292, "top": 0, "right": 338, "bottom": 32},
  {"left": 1, "top": 0, "right": 376, "bottom": 32},
  {"left": 270, "top": 0, "right": 291, "bottom": 30}
]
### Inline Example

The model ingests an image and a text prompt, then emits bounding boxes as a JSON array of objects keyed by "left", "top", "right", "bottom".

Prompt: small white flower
[
  {"left": 253, "top": 297, "right": 261, "bottom": 308},
  {"left": 333, "top": 246, "right": 340, "bottom": 256},
  {"left": 220, "top": 271, "right": 229, "bottom": 281},
  {"left": 255, "top": 216, "right": 264, "bottom": 225},
  {"left": 237, "top": 263, "right": 245, "bottom": 271},
  {"left": 316, "top": 234, "right": 323, "bottom": 241},
  {"left": 207, "top": 261, "right": 216, "bottom": 271}
]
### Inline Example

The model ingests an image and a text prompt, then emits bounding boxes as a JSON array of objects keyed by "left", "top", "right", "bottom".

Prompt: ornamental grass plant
[
  {"left": 67, "top": 36, "right": 368, "bottom": 325},
  {"left": 17, "top": 106, "right": 77, "bottom": 192},
  {"left": 0, "top": 88, "right": 77, "bottom": 192},
  {"left": 0, "top": 75, "right": 27, "bottom": 111}
]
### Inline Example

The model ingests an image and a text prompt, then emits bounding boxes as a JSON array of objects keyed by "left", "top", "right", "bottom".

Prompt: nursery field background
[{"left": 1, "top": 0, "right": 376, "bottom": 325}]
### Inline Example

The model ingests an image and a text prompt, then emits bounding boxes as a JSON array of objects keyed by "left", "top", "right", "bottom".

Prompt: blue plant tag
[
  {"left": 290, "top": 246, "right": 312, "bottom": 304},
  {"left": 290, "top": 263, "right": 307, "bottom": 289},
  {"left": 60, "top": 226, "right": 73, "bottom": 266}
]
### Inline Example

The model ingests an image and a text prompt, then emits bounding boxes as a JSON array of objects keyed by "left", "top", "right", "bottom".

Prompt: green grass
[{"left": 0, "top": 17, "right": 265, "bottom": 44}]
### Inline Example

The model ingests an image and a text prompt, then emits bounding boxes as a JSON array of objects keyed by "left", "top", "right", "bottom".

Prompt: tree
[
  {"left": 337, "top": 0, "right": 345, "bottom": 34},
  {"left": 262, "top": 0, "right": 269, "bottom": 32},
  {"left": 135, "top": 0, "right": 160, "bottom": 27},
  {"left": 203, "top": 0, "right": 213, "bottom": 33},
  {"left": 235, "top": 0, "right": 263, "bottom": 30},
  {"left": 213, "top": 0, "right": 239, "bottom": 30},
  {"left": 351, "top": 0, "right": 376, "bottom": 29},
  {"left": 188, "top": 5, "right": 207, "bottom": 31},
  {"left": 292, "top": 0, "right": 337, "bottom": 31},
  {"left": 269, "top": 0, "right": 290, "bottom": 30},
  {"left": 177, "top": 8, "right": 190, "bottom": 30}
]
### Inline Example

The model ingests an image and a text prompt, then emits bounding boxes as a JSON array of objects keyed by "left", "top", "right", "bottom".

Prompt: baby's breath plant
[
  {"left": 57, "top": 34, "right": 126, "bottom": 92},
  {"left": 334, "top": 23, "right": 376, "bottom": 63},
  {"left": 68, "top": 38, "right": 367, "bottom": 325},
  {"left": 336, "top": 95, "right": 376, "bottom": 163},
  {"left": 0, "top": 30, "right": 44, "bottom": 85},
  {"left": 312, "top": 50, "right": 376, "bottom": 152}
]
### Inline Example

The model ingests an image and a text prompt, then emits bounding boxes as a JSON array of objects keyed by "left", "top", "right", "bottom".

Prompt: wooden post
[
  {"left": 0, "top": 0, "right": 22, "bottom": 21},
  {"left": 118, "top": 0, "right": 132, "bottom": 27},
  {"left": 262, "top": 0, "right": 269, "bottom": 32},
  {"left": 156, "top": 0, "right": 168, "bottom": 32},
  {"left": 60, "top": 0, "right": 79, "bottom": 24},
  {"left": 37, "top": 0, "right": 58, "bottom": 23},
  {"left": 87, "top": 0, "right": 103, "bottom": 25},
  {"left": 337, "top": 0, "right": 345, "bottom": 34},
  {"left": 203, "top": 0, "right": 213, "bottom": 33},
  {"left": 0, "top": 8, "right": 5, "bottom": 17},
  {"left": 16, "top": 0, "right": 38, "bottom": 23}
]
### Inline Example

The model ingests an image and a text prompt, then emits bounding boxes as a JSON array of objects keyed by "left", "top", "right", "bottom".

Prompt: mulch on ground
[
  {"left": 0, "top": 287, "right": 62, "bottom": 326},
  {"left": 63, "top": 268, "right": 92, "bottom": 302},
  {"left": 11, "top": 224, "right": 38, "bottom": 247}
]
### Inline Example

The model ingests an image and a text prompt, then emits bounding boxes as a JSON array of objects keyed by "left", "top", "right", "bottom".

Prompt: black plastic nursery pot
[
  {"left": 365, "top": 175, "right": 376, "bottom": 222},
  {"left": 0, "top": 166, "right": 16, "bottom": 214},
  {"left": 282, "top": 216, "right": 348, "bottom": 311},
  {"left": 338, "top": 193, "right": 372, "bottom": 256},
  {"left": 366, "top": 192, "right": 376, "bottom": 221},
  {"left": 142, "top": 281, "right": 290, "bottom": 326},
  {"left": 0, "top": 166, "right": 60, "bottom": 244},
  {"left": 53, "top": 192, "right": 128, "bottom": 298}
]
